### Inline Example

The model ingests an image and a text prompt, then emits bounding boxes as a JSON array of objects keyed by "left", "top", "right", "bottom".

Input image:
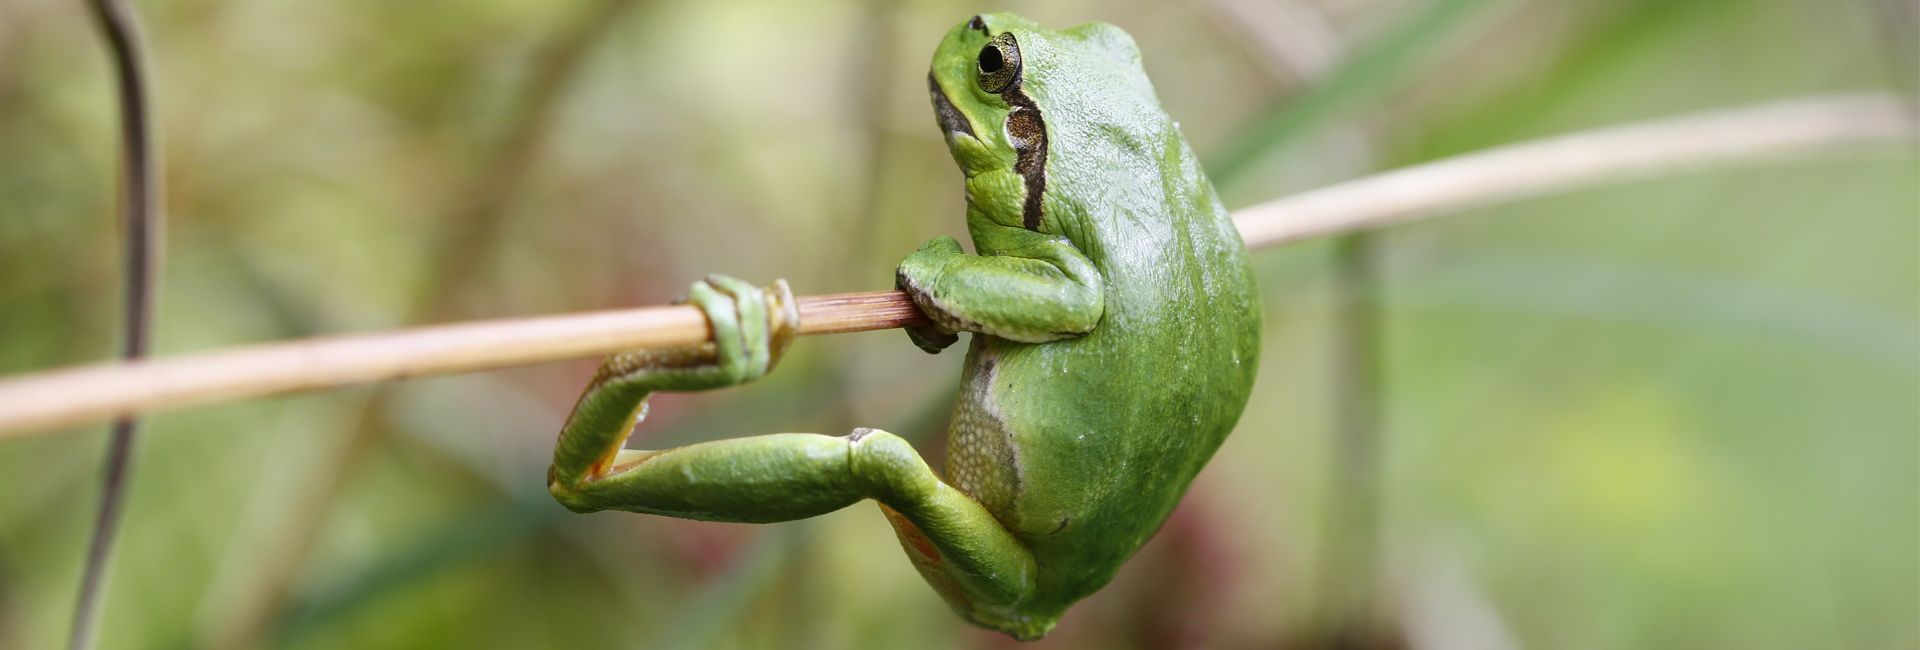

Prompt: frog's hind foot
[{"left": 547, "top": 275, "right": 797, "bottom": 496}]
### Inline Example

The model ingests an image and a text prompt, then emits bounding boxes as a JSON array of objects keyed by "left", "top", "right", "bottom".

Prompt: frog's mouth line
[{"left": 928, "top": 73, "right": 977, "bottom": 141}]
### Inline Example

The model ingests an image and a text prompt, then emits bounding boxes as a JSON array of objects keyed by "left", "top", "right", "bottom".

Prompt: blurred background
[{"left": 0, "top": 0, "right": 1914, "bottom": 647}]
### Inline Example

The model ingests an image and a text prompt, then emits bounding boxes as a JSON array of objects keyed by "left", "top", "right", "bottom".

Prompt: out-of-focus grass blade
[
  {"left": 1395, "top": 249, "right": 1920, "bottom": 374},
  {"left": 268, "top": 499, "right": 564, "bottom": 647},
  {"left": 1207, "top": 0, "right": 1508, "bottom": 191},
  {"left": 649, "top": 524, "right": 808, "bottom": 650}
]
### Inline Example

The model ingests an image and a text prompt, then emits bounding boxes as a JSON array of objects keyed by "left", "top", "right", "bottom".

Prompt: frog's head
[{"left": 928, "top": 13, "right": 1159, "bottom": 234}]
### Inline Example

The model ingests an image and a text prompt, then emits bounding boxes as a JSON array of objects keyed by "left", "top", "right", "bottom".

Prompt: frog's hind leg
[
  {"left": 560, "top": 427, "right": 865, "bottom": 516},
  {"left": 544, "top": 275, "right": 1041, "bottom": 634},
  {"left": 548, "top": 274, "right": 796, "bottom": 493},
  {"left": 852, "top": 429, "right": 1058, "bottom": 641},
  {"left": 548, "top": 427, "right": 1037, "bottom": 586},
  {"left": 549, "top": 426, "right": 1047, "bottom": 638}
]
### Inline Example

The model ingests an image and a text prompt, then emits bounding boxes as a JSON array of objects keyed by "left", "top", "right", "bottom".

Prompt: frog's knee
[
  {"left": 846, "top": 428, "right": 937, "bottom": 504},
  {"left": 847, "top": 427, "right": 912, "bottom": 468}
]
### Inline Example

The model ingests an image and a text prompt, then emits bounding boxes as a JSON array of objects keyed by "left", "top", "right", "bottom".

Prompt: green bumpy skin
[{"left": 546, "top": 14, "right": 1258, "bottom": 641}]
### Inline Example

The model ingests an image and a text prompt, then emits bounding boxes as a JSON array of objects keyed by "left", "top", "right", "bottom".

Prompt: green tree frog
[{"left": 547, "top": 13, "right": 1259, "bottom": 640}]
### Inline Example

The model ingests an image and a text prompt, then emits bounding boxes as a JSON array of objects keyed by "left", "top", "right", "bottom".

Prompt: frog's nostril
[{"left": 968, "top": 15, "right": 988, "bottom": 36}]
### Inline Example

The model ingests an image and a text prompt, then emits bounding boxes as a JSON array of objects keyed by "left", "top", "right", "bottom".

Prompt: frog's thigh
[{"left": 847, "top": 429, "right": 1039, "bottom": 628}]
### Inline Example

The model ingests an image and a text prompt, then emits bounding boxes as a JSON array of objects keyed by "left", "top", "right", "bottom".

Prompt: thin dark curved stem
[{"left": 70, "top": 0, "right": 161, "bottom": 648}]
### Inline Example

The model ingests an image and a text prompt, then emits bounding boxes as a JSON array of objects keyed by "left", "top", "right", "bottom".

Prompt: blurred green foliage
[{"left": 0, "top": 0, "right": 1912, "bottom": 648}]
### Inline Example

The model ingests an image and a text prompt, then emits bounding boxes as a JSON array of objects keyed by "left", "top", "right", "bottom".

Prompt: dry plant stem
[
  {"left": 1233, "top": 93, "right": 1917, "bottom": 248},
  {"left": 0, "top": 93, "right": 1911, "bottom": 441},
  {"left": 0, "top": 292, "right": 923, "bottom": 437},
  {"left": 71, "top": 0, "right": 161, "bottom": 648}
]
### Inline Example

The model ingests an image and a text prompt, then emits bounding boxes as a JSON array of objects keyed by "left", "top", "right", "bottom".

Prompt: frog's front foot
[{"left": 895, "top": 236, "right": 965, "bottom": 353}]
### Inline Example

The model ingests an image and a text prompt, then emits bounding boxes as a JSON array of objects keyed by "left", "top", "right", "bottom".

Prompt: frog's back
[{"left": 942, "top": 33, "right": 1261, "bottom": 606}]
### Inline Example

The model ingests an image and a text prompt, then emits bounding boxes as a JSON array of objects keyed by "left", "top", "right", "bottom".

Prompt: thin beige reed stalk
[{"left": 0, "top": 93, "right": 1910, "bottom": 440}]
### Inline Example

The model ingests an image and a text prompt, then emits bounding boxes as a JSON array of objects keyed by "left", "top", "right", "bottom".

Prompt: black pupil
[{"left": 979, "top": 45, "right": 1003, "bottom": 73}]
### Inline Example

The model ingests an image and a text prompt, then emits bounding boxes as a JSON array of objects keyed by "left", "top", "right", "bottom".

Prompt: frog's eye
[{"left": 976, "top": 33, "right": 1021, "bottom": 94}]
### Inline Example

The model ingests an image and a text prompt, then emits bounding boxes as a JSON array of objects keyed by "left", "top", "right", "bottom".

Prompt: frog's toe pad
[{"left": 905, "top": 324, "right": 960, "bottom": 354}]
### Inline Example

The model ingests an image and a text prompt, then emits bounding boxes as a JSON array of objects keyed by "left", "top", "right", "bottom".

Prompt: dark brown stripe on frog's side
[{"left": 1000, "top": 77, "right": 1048, "bottom": 232}]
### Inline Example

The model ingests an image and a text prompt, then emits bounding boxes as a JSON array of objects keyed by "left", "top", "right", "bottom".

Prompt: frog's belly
[
  {"left": 941, "top": 331, "right": 1234, "bottom": 579},
  {"left": 944, "top": 339, "right": 1023, "bottom": 523}
]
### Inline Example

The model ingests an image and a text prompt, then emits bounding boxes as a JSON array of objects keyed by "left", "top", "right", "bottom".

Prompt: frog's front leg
[
  {"left": 895, "top": 230, "right": 1104, "bottom": 353},
  {"left": 545, "top": 276, "right": 1038, "bottom": 632}
]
